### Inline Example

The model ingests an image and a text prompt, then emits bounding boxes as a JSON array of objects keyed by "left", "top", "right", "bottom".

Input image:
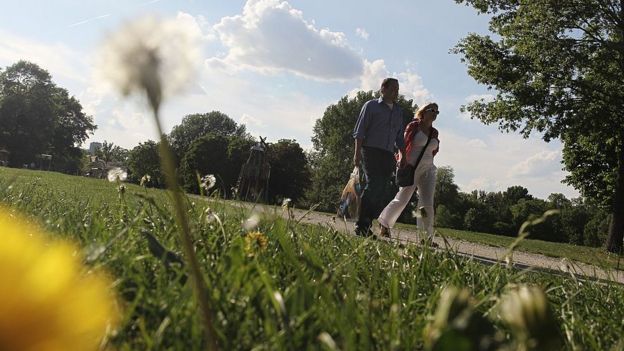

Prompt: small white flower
[
  {"left": 281, "top": 198, "right": 292, "bottom": 208},
  {"left": 140, "top": 174, "right": 151, "bottom": 186},
  {"left": 201, "top": 174, "right": 217, "bottom": 191},
  {"left": 242, "top": 213, "right": 260, "bottom": 231},
  {"left": 98, "top": 15, "right": 200, "bottom": 110},
  {"left": 107, "top": 167, "right": 128, "bottom": 182},
  {"left": 272, "top": 291, "right": 286, "bottom": 315},
  {"left": 412, "top": 206, "right": 427, "bottom": 219},
  {"left": 204, "top": 207, "right": 217, "bottom": 223}
]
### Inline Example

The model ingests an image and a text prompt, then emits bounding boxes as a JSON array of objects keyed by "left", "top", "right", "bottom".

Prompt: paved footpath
[{"left": 228, "top": 200, "right": 624, "bottom": 284}]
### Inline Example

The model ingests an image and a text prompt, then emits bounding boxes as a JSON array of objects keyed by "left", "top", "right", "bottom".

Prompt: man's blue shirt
[{"left": 352, "top": 97, "right": 405, "bottom": 153}]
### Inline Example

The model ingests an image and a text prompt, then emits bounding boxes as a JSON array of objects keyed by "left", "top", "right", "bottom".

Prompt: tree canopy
[
  {"left": 127, "top": 140, "right": 163, "bottom": 187},
  {"left": 168, "top": 111, "right": 248, "bottom": 161},
  {"left": 0, "top": 61, "right": 95, "bottom": 171},
  {"left": 454, "top": 0, "right": 624, "bottom": 252},
  {"left": 179, "top": 134, "right": 255, "bottom": 197},
  {"left": 266, "top": 139, "right": 311, "bottom": 204}
]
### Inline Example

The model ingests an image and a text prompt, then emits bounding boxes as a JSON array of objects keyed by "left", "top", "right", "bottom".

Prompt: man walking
[{"left": 352, "top": 78, "right": 405, "bottom": 236}]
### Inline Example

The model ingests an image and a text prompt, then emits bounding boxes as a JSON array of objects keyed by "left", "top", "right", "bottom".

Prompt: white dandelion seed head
[
  {"left": 242, "top": 213, "right": 260, "bottom": 231},
  {"left": 140, "top": 174, "right": 152, "bottom": 186},
  {"left": 201, "top": 174, "right": 217, "bottom": 191},
  {"left": 97, "top": 15, "right": 201, "bottom": 107},
  {"left": 204, "top": 207, "right": 217, "bottom": 223},
  {"left": 281, "top": 198, "right": 292, "bottom": 208},
  {"left": 107, "top": 167, "right": 128, "bottom": 182}
]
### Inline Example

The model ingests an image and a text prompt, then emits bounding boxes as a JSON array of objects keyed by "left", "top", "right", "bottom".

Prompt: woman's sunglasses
[{"left": 424, "top": 107, "right": 440, "bottom": 114}]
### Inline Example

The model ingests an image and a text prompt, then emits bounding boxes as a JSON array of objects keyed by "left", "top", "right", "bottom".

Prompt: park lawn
[{"left": 2, "top": 166, "right": 624, "bottom": 349}]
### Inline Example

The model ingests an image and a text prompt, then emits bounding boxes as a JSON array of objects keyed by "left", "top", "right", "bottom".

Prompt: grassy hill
[{"left": 1, "top": 166, "right": 623, "bottom": 349}]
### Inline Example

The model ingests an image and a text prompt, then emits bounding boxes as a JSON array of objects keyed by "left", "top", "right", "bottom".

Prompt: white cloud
[
  {"left": 466, "top": 138, "right": 487, "bottom": 148},
  {"left": 436, "top": 129, "right": 578, "bottom": 199},
  {"left": 351, "top": 59, "right": 431, "bottom": 104},
  {"left": 0, "top": 29, "right": 88, "bottom": 83},
  {"left": 83, "top": 103, "right": 158, "bottom": 149},
  {"left": 397, "top": 69, "right": 432, "bottom": 106},
  {"left": 192, "top": 14, "right": 218, "bottom": 41},
  {"left": 355, "top": 27, "right": 369, "bottom": 40},
  {"left": 509, "top": 150, "right": 561, "bottom": 177},
  {"left": 356, "top": 59, "right": 388, "bottom": 93},
  {"left": 210, "top": 0, "right": 363, "bottom": 80},
  {"left": 239, "top": 113, "right": 266, "bottom": 128},
  {"left": 463, "top": 176, "right": 503, "bottom": 194},
  {"left": 132, "top": 60, "right": 328, "bottom": 150},
  {"left": 86, "top": 98, "right": 157, "bottom": 149}
]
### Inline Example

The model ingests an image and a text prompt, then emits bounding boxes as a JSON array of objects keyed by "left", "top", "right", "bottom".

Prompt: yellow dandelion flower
[
  {"left": 244, "top": 231, "right": 269, "bottom": 257},
  {"left": 0, "top": 208, "right": 119, "bottom": 351}
]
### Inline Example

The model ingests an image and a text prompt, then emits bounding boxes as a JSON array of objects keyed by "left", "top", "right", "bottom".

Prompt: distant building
[{"left": 89, "top": 142, "right": 102, "bottom": 155}]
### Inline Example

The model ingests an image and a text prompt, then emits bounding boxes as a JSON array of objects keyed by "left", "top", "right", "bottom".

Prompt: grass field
[{"left": 2, "top": 166, "right": 624, "bottom": 350}]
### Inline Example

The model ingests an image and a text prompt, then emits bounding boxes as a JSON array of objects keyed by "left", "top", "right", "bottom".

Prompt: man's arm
[
  {"left": 352, "top": 101, "right": 370, "bottom": 167},
  {"left": 395, "top": 118, "right": 407, "bottom": 166},
  {"left": 354, "top": 138, "right": 363, "bottom": 167}
]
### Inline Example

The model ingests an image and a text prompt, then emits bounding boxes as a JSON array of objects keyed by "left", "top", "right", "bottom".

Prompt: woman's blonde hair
[{"left": 415, "top": 102, "right": 438, "bottom": 120}]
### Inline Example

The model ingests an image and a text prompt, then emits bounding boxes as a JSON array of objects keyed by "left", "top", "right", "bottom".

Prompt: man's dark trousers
[{"left": 355, "top": 146, "right": 396, "bottom": 235}]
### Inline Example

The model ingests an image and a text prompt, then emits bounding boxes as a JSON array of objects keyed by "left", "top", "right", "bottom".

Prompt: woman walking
[{"left": 378, "top": 102, "right": 440, "bottom": 242}]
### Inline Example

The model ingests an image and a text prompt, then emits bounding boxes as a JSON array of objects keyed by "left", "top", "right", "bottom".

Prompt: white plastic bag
[{"left": 337, "top": 167, "right": 362, "bottom": 221}]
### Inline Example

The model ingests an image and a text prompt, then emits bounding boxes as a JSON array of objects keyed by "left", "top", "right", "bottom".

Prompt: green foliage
[
  {"left": 179, "top": 134, "right": 254, "bottom": 197},
  {"left": 433, "top": 166, "right": 608, "bottom": 245},
  {"left": 0, "top": 61, "right": 95, "bottom": 169},
  {"left": 436, "top": 204, "right": 462, "bottom": 229},
  {"left": 584, "top": 210, "right": 611, "bottom": 247},
  {"left": 435, "top": 166, "right": 460, "bottom": 212},
  {"left": 454, "top": 0, "right": 624, "bottom": 251},
  {"left": 266, "top": 139, "right": 311, "bottom": 204},
  {"left": 2, "top": 167, "right": 624, "bottom": 349},
  {"left": 127, "top": 140, "right": 163, "bottom": 187},
  {"left": 180, "top": 134, "right": 232, "bottom": 195},
  {"left": 307, "top": 91, "right": 415, "bottom": 212},
  {"left": 169, "top": 111, "right": 249, "bottom": 162},
  {"left": 97, "top": 140, "right": 128, "bottom": 165}
]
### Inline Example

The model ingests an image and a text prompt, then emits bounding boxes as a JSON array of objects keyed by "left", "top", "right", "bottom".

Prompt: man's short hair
[{"left": 381, "top": 78, "right": 398, "bottom": 88}]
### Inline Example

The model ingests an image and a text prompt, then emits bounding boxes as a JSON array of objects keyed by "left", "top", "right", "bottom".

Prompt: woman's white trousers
[{"left": 378, "top": 165, "right": 437, "bottom": 238}]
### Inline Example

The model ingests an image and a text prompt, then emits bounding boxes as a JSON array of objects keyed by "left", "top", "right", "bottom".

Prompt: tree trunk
[
  {"left": 606, "top": 139, "right": 624, "bottom": 253},
  {"left": 606, "top": 1, "right": 624, "bottom": 253}
]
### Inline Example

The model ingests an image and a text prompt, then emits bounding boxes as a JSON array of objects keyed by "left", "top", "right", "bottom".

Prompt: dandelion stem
[{"left": 152, "top": 109, "right": 219, "bottom": 351}]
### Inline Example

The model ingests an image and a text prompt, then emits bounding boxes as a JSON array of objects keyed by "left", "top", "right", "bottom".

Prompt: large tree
[
  {"left": 127, "top": 140, "right": 163, "bottom": 187},
  {"left": 0, "top": 61, "right": 56, "bottom": 166},
  {"left": 97, "top": 140, "right": 128, "bottom": 166},
  {"left": 454, "top": 0, "right": 624, "bottom": 252},
  {"left": 307, "top": 91, "right": 415, "bottom": 212},
  {"left": 49, "top": 87, "right": 96, "bottom": 173},
  {"left": 179, "top": 134, "right": 254, "bottom": 197},
  {"left": 266, "top": 139, "right": 311, "bottom": 204},
  {"left": 0, "top": 61, "right": 95, "bottom": 169},
  {"left": 168, "top": 111, "right": 248, "bottom": 161}
]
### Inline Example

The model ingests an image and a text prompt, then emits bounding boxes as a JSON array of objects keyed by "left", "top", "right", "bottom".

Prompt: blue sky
[{"left": 0, "top": 0, "right": 579, "bottom": 199}]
